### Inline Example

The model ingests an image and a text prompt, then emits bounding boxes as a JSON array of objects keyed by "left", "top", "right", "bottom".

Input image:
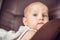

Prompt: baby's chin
[{"left": 36, "top": 24, "right": 44, "bottom": 30}]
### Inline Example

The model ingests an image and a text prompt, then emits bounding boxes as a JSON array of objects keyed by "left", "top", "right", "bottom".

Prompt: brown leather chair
[
  {"left": 0, "top": 0, "right": 2, "bottom": 10},
  {"left": 0, "top": 0, "right": 24, "bottom": 31}
]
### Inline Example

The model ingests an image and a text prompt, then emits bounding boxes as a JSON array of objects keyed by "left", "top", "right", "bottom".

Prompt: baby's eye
[
  {"left": 42, "top": 14, "right": 48, "bottom": 17},
  {"left": 33, "top": 13, "right": 38, "bottom": 16}
]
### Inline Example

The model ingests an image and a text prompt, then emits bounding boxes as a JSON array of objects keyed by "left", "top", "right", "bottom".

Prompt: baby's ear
[{"left": 23, "top": 17, "right": 27, "bottom": 26}]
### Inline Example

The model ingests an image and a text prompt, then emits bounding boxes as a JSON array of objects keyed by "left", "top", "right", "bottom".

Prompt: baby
[
  {"left": 17, "top": 2, "right": 49, "bottom": 40},
  {"left": 0, "top": 2, "right": 49, "bottom": 40}
]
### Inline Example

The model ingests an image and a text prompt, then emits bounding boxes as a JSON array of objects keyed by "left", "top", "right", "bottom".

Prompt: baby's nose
[
  {"left": 40, "top": 18, "right": 44, "bottom": 20},
  {"left": 38, "top": 18, "right": 44, "bottom": 21},
  {"left": 38, "top": 17, "right": 44, "bottom": 23},
  {"left": 38, "top": 16, "right": 44, "bottom": 21},
  {"left": 38, "top": 18, "right": 44, "bottom": 24}
]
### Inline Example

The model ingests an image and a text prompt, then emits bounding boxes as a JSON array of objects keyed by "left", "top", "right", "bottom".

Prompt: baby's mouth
[
  {"left": 36, "top": 22, "right": 44, "bottom": 30},
  {"left": 38, "top": 22, "right": 44, "bottom": 24}
]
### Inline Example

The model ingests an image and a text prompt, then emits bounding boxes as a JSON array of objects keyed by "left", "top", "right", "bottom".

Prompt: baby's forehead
[
  {"left": 24, "top": 2, "right": 48, "bottom": 12},
  {"left": 24, "top": 2, "right": 48, "bottom": 17},
  {"left": 28, "top": 2, "right": 47, "bottom": 9}
]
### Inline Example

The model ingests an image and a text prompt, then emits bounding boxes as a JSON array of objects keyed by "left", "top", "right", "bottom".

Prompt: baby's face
[{"left": 23, "top": 2, "right": 49, "bottom": 30}]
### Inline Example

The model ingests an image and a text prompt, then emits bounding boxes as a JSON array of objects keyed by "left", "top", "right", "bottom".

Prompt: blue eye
[{"left": 33, "top": 13, "right": 37, "bottom": 16}]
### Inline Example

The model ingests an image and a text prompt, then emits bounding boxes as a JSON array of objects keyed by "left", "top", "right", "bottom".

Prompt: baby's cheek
[
  {"left": 44, "top": 20, "right": 49, "bottom": 24},
  {"left": 44, "top": 18, "right": 49, "bottom": 23},
  {"left": 32, "top": 21, "right": 37, "bottom": 26},
  {"left": 29, "top": 20, "right": 37, "bottom": 27}
]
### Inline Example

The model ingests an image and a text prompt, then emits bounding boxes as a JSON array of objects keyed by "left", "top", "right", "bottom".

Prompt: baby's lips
[{"left": 38, "top": 22, "right": 44, "bottom": 24}]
